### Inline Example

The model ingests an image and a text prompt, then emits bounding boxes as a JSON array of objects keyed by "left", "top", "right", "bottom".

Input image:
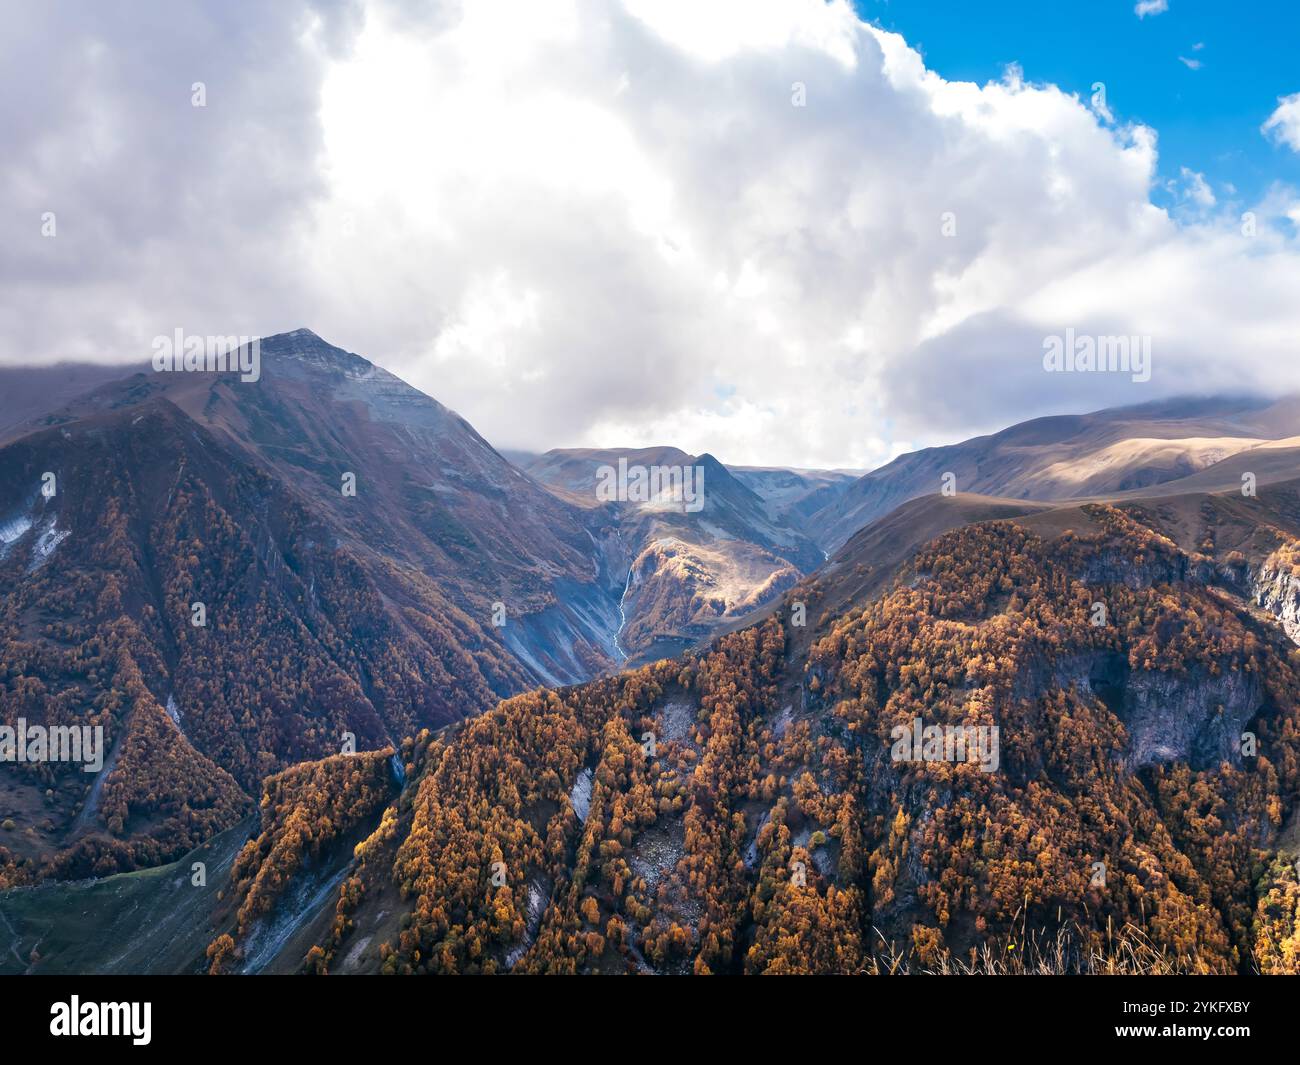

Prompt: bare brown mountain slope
[{"left": 811, "top": 395, "right": 1300, "bottom": 553}]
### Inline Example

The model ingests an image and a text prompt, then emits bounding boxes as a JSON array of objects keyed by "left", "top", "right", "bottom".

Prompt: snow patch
[
  {"left": 505, "top": 876, "right": 550, "bottom": 969},
  {"left": 569, "top": 767, "right": 593, "bottom": 823},
  {"left": 0, "top": 514, "right": 32, "bottom": 559},
  {"left": 28, "top": 518, "right": 69, "bottom": 571},
  {"left": 164, "top": 693, "right": 184, "bottom": 734}
]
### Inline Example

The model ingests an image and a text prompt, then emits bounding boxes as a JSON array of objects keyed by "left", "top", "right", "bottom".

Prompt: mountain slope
[
  {"left": 30, "top": 331, "right": 624, "bottom": 684},
  {"left": 0, "top": 362, "right": 145, "bottom": 442},
  {"left": 290, "top": 479, "right": 1300, "bottom": 973},
  {"left": 0, "top": 393, "right": 537, "bottom": 883},
  {"left": 811, "top": 395, "right": 1300, "bottom": 552},
  {"left": 111, "top": 475, "right": 1300, "bottom": 975}
]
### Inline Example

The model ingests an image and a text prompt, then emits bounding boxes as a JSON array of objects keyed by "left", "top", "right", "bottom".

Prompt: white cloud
[
  {"left": 1135, "top": 0, "right": 1169, "bottom": 18},
  {"left": 0, "top": 0, "right": 359, "bottom": 360},
  {"left": 1178, "top": 167, "right": 1216, "bottom": 207},
  {"left": 1264, "top": 93, "right": 1300, "bottom": 152},
  {"left": 1178, "top": 56, "right": 1202, "bottom": 70},
  {"left": 5, "top": 0, "right": 1300, "bottom": 470}
]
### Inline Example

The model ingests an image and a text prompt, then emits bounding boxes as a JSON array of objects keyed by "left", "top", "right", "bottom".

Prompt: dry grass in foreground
[{"left": 862, "top": 922, "right": 1236, "bottom": 975}]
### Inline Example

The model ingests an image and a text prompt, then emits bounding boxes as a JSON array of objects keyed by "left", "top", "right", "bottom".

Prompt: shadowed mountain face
[
  {"left": 810, "top": 395, "right": 1300, "bottom": 553},
  {"left": 19, "top": 330, "right": 628, "bottom": 686},
  {"left": 0, "top": 362, "right": 146, "bottom": 441}
]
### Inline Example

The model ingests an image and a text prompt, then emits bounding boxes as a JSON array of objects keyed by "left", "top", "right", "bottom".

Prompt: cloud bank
[{"left": 4, "top": 0, "right": 1300, "bottom": 469}]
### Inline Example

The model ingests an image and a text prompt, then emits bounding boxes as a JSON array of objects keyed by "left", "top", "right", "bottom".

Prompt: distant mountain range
[{"left": 809, "top": 395, "right": 1300, "bottom": 552}]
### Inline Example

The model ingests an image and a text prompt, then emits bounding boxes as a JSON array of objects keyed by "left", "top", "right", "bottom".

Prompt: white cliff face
[
  {"left": 568, "top": 767, "right": 593, "bottom": 824},
  {"left": 1120, "top": 666, "right": 1261, "bottom": 772},
  {"left": 1079, "top": 545, "right": 1205, "bottom": 589},
  {"left": 1253, "top": 559, "right": 1300, "bottom": 646},
  {"left": 165, "top": 694, "right": 185, "bottom": 734},
  {"left": 1026, "top": 650, "right": 1262, "bottom": 773},
  {"left": 504, "top": 875, "right": 551, "bottom": 970}
]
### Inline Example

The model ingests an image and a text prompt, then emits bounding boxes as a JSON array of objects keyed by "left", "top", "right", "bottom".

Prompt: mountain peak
[
  {"left": 260, "top": 328, "right": 361, "bottom": 365},
  {"left": 254, "top": 330, "right": 408, "bottom": 394}
]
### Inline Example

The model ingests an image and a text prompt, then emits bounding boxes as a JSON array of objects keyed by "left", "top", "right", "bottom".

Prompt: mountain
[
  {"left": 0, "top": 330, "right": 638, "bottom": 884},
  {"left": 7, "top": 344, "right": 1300, "bottom": 975},
  {"left": 12, "top": 466, "right": 1300, "bottom": 974},
  {"left": 21, "top": 331, "right": 629, "bottom": 685},
  {"left": 520, "top": 447, "right": 824, "bottom": 561},
  {"left": 0, "top": 362, "right": 146, "bottom": 441},
  {"left": 727, "top": 464, "right": 860, "bottom": 539},
  {"left": 810, "top": 395, "right": 1300, "bottom": 553},
  {"left": 0, "top": 389, "right": 524, "bottom": 881},
  {"left": 0, "top": 330, "right": 854, "bottom": 887},
  {"left": 518, "top": 446, "right": 826, "bottom": 662}
]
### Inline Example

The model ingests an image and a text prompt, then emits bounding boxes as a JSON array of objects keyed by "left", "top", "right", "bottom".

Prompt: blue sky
[{"left": 860, "top": 0, "right": 1300, "bottom": 211}]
